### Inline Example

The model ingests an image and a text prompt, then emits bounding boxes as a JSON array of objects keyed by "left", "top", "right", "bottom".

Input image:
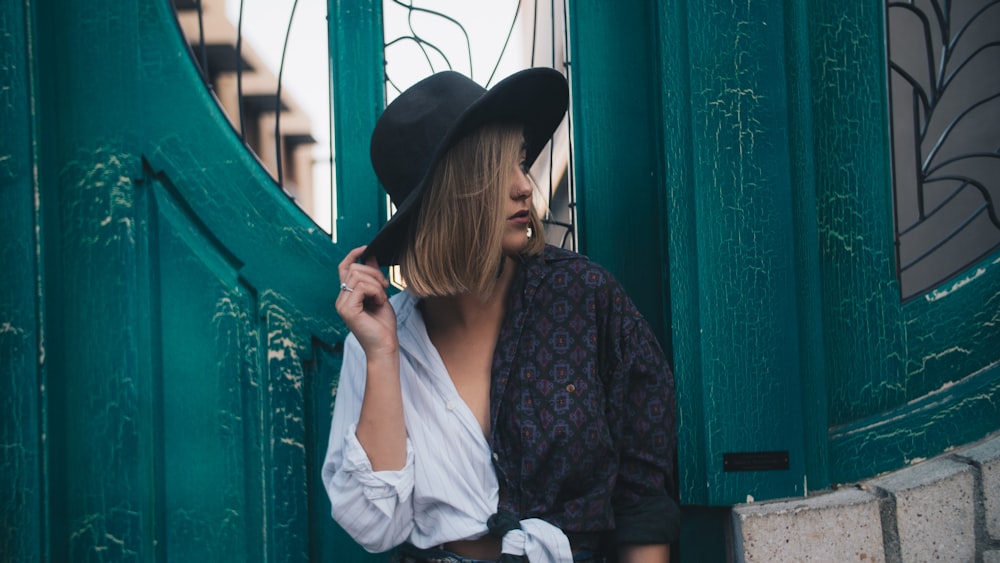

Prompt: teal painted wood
[
  {"left": 807, "top": 0, "right": 1000, "bottom": 483},
  {"left": 0, "top": 0, "right": 386, "bottom": 559},
  {"left": 306, "top": 343, "right": 361, "bottom": 563},
  {"left": 0, "top": 0, "right": 45, "bottom": 560},
  {"left": 807, "top": 1, "right": 906, "bottom": 433},
  {"left": 652, "top": 0, "right": 707, "bottom": 511},
  {"left": 827, "top": 258, "right": 1000, "bottom": 481},
  {"left": 154, "top": 178, "right": 263, "bottom": 559},
  {"left": 567, "top": 0, "right": 669, "bottom": 342},
  {"left": 330, "top": 0, "right": 386, "bottom": 250},
  {"left": 655, "top": 0, "right": 820, "bottom": 505},
  {"left": 783, "top": 0, "right": 831, "bottom": 494},
  {"left": 130, "top": 0, "right": 384, "bottom": 559},
  {"left": 34, "top": 1, "right": 157, "bottom": 558}
]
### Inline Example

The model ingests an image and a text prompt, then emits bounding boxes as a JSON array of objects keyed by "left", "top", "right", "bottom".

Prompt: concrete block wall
[{"left": 730, "top": 431, "right": 1000, "bottom": 562}]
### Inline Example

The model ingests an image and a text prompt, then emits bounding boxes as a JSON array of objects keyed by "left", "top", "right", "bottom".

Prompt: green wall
[
  {"left": 0, "top": 0, "right": 382, "bottom": 560},
  {"left": 1, "top": 0, "right": 45, "bottom": 557}
]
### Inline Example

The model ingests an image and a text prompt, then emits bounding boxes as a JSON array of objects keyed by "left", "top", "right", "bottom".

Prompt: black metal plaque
[{"left": 722, "top": 451, "right": 790, "bottom": 472}]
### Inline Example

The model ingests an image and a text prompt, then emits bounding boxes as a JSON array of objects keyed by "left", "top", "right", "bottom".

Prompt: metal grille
[
  {"left": 171, "top": 0, "right": 333, "bottom": 231},
  {"left": 887, "top": 0, "right": 1000, "bottom": 300},
  {"left": 382, "top": 0, "right": 577, "bottom": 251},
  {"left": 170, "top": 1, "right": 574, "bottom": 249}
]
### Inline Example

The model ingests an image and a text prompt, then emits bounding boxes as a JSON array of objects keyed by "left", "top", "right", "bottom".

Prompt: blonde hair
[{"left": 399, "top": 123, "right": 546, "bottom": 298}]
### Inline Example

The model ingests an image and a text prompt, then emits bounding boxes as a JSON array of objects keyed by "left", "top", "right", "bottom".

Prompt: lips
[{"left": 508, "top": 210, "right": 530, "bottom": 221}]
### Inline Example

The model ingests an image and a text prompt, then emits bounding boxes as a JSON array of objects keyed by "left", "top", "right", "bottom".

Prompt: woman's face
[{"left": 501, "top": 144, "right": 534, "bottom": 255}]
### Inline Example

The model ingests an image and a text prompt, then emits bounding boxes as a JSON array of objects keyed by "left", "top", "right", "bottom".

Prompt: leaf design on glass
[{"left": 887, "top": 0, "right": 1000, "bottom": 299}]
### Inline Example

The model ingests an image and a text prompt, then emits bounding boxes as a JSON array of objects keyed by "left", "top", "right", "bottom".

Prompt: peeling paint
[
  {"left": 909, "top": 346, "right": 973, "bottom": 376},
  {"left": 838, "top": 359, "right": 1000, "bottom": 438},
  {"left": 279, "top": 437, "right": 305, "bottom": 450},
  {"left": 925, "top": 267, "right": 988, "bottom": 302},
  {"left": 0, "top": 322, "right": 25, "bottom": 335}
]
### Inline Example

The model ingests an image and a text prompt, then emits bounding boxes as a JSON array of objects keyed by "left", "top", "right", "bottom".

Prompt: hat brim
[{"left": 362, "top": 67, "right": 569, "bottom": 266}]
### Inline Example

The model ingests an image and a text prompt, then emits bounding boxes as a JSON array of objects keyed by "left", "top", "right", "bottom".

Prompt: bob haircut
[{"left": 399, "top": 123, "right": 546, "bottom": 298}]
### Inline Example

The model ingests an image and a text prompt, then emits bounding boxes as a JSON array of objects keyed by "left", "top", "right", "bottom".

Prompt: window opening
[
  {"left": 382, "top": 0, "right": 577, "bottom": 255},
  {"left": 171, "top": 0, "right": 334, "bottom": 232},
  {"left": 169, "top": 0, "right": 574, "bottom": 251},
  {"left": 887, "top": 0, "right": 1000, "bottom": 300}
]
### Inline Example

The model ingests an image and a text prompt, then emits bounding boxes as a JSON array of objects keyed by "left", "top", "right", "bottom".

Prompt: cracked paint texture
[
  {"left": 158, "top": 204, "right": 256, "bottom": 560},
  {"left": 809, "top": 1, "right": 1000, "bottom": 483},
  {"left": 4, "top": 0, "right": 355, "bottom": 559},
  {"left": 7, "top": 0, "right": 997, "bottom": 556},
  {"left": 1, "top": 0, "right": 44, "bottom": 560},
  {"left": 670, "top": 0, "right": 811, "bottom": 504},
  {"left": 661, "top": 0, "right": 999, "bottom": 502}
]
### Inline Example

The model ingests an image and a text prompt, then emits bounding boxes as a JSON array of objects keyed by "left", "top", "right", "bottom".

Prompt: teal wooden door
[
  {"left": 0, "top": 0, "right": 383, "bottom": 560},
  {"left": 569, "top": 0, "right": 821, "bottom": 508},
  {"left": 815, "top": 0, "right": 1000, "bottom": 484},
  {"left": 567, "top": 2, "right": 998, "bottom": 558},
  {"left": 567, "top": 0, "right": 1000, "bottom": 509}
]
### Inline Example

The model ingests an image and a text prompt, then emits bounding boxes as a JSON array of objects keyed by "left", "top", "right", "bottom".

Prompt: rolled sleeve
[
  {"left": 326, "top": 424, "right": 417, "bottom": 553},
  {"left": 613, "top": 494, "right": 681, "bottom": 544},
  {"left": 322, "top": 336, "right": 417, "bottom": 553},
  {"left": 339, "top": 424, "right": 416, "bottom": 517}
]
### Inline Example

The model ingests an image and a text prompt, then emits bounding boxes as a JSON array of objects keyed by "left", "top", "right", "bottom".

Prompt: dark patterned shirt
[{"left": 490, "top": 245, "right": 679, "bottom": 552}]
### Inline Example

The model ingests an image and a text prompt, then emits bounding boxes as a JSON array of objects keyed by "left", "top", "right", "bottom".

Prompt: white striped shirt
[{"left": 322, "top": 290, "right": 572, "bottom": 561}]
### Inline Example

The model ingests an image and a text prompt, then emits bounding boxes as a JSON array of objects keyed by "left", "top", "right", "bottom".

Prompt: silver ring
[{"left": 340, "top": 282, "right": 354, "bottom": 293}]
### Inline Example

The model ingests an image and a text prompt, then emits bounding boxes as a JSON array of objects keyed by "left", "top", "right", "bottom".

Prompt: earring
[{"left": 526, "top": 226, "right": 533, "bottom": 239}]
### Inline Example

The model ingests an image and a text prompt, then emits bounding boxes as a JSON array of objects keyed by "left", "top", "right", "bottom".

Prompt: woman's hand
[
  {"left": 336, "top": 246, "right": 398, "bottom": 356},
  {"left": 337, "top": 246, "right": 407, "bottom": 470}
]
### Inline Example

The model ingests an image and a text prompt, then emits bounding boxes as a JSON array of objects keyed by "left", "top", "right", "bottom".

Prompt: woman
[{"left": 322, "top": 68, "right": 679, "bottom": 563}]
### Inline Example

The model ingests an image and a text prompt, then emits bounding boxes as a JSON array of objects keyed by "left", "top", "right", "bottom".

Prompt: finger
[
  {"left": 341, "top": 263, "right": 389, "bottom": 295},
  {"left": 338, "top": 245, "right": 368, "bottom": 281},
  {"left": 342, "top": 259, "right": 388, "bottom": 289},
  {"left": 337, "top": 277, "right": 388, "bottom": 317},
  {"left": 339, "top": 268, "right": 387, "bottom": 300},
  {"left": 364, "top": 255, "right": 390, "bottom": 288}
]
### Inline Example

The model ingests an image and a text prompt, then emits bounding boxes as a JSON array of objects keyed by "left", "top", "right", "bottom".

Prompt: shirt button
[
  {"left": 566, "top": 384, "right": 576, "bottom": 393},
  {"left": 446, "top": 400, "right": 456, "bottom": 411}
]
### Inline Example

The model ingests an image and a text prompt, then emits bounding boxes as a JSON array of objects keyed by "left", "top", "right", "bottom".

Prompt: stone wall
[{"left": 730, "top": 432, "right": 1000, "bottom": 562}]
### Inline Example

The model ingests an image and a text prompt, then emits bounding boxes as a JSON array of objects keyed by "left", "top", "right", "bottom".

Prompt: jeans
[
  {"left": 391, "top": 543, "right": 601, "bottom": 563},
  {"left": 391, "top": 544, "right": 500, "bottom": 563}
]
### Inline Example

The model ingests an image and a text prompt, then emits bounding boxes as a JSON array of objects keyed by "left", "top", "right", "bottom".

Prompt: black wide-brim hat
[{"left": 362, "top": 67, "right": 569, "bottom": 266}]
